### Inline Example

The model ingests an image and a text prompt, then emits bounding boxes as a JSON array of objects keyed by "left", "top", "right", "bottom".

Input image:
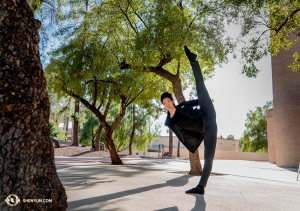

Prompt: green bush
[{"left": 49, "top": 120, "right": 59, "bottom": 138}]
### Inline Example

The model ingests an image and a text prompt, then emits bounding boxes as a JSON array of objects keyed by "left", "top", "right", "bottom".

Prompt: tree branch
[
  {"left": 273, "top": 8, "right": 300, "bottom": 34},
  {"left": 62, "top": 86, "right": 110, "bottom": 130},
  {"left": 126, "top": 87, "right": 145, "bottom": 106},
  {"left": 85, "top": 78, "right": 120, "bottom": 93},
  {"left": 149, "top": 66, "right": 178, "bottom": 82},
  {"left": 176, "top": 61, "right": 180, "bottom": 76},
  {"left": 116, "top": 2, "right": 138, "bottom": 35},
  {"left": 92, "top": 76, "right": 97, "bottom": 106},
  {"left": 111, "top": 94, "right": 127, "bottom": 131},
  {"left": 158, "top": 54, "right": 174, "bottom": 67},
  {"left": 127, "top": 0, "right": 149, "bottom": 30}
]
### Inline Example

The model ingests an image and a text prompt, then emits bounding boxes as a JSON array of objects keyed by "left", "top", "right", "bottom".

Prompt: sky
[{"left": 158, "top": 54, "right": 273, "bottom": 140}]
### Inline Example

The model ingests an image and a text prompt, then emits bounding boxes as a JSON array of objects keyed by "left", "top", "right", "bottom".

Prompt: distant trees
[
  {"left": 241, "top": 101, "right": 273, "bottom": 152},
  {"left": 227, "top": 134, "right": 234, "bottom": 140}
]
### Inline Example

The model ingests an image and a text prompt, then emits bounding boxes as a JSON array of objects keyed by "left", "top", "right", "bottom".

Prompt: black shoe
[
  {"left": 185, "top": 185, "right": 205, "bottom": 194},
  {"left": 184, "top": 46, "right": 197, "bottom": 62}
]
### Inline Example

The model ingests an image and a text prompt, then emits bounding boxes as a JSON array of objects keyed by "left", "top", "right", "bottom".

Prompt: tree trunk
[
  {"left": 189, "top": 150, "right": 202, "bottom": 175},
  {"left": 95, "top": 125, "right": 103, "bottom": 151},
  {"left": 105, "top": 132, "right": 123, "bottom": 164},
  {"left": 177, "top": 140, "right": 181, "bottom": 157},
  {"left": 129, "top": 105, "right": 136, "bottom": 155},
  {"left": 172, "top": 75, "right": 202, "bottom": 175},
  {"left": 169, "top": 129, "right": 173, "bottom": 157},
  {"left": 64, "top": 116, "right": 69, "bottom": 141},
  {"left": 0, "top": 0, "right": 67, "bottom": 210},
  {"left": 72, "top": 101, "right": 80, "bottom": 146}
]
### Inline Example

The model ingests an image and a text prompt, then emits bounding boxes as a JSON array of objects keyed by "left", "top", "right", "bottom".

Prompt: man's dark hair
[{"left": 160, "top": 92, "right": 173, "bottom": 103}]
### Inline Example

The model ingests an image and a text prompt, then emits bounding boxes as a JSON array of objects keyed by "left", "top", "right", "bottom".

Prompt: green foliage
[
  {"left": 40, "top": 0, "right": 236, "bottom": 84},
  {"left": 241, "top": 101, "right": 273, "bottom": 152},
  {"left": 227, "top": 134, "right": 234, "bottom": 139},
  {"left": 56, "top": 128, "right": 70, "bottom": 142},
  {"left": 224, "top": 0, "right": 300, "bottom": 75},
  {"left": 49, "top": 120, "right": 59, "bottom": 137},
  {"left": 80, "top": 110, "right": 100, "bottom": 147},
  {"left": 109, "top": 102, "right": 161, "bottom": 152}
]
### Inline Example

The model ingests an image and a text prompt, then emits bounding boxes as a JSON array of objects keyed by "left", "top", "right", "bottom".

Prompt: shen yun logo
[{"left": 5, "top": 194, "right": 20, "bottom": 207}]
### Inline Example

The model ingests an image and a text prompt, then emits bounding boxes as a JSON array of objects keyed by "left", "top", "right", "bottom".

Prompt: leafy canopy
[
  {"left": 224, "top": 0, "right": 300, "bottom": 76},
  {"left": 241, "top": 100, "right": 273, "bottom": 152}
]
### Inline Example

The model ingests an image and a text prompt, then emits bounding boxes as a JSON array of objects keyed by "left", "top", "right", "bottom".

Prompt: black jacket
[{"left": 164, "top": 100, "right": 206, "bottom": 153}]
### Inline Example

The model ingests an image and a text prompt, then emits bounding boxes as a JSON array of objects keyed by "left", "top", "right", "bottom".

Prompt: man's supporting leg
[
  {"left": 198, "top": 119, "right": 217, "bottom": 187},
  {"left": 185, "top": 119, "right": 217, "bottom": 194}
]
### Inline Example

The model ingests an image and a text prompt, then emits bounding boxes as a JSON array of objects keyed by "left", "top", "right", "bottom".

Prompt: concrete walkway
[{"left": 55, "top": 157, "right": 300, "bottom": 211}]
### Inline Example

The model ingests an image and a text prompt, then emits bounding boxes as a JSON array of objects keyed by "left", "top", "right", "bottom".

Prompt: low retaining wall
[
  {"left": 120, "top": 149, "right": 269, "bottom": 161},
  {"left": 174, "top": 149, "right": 268, "bottom": 161}
]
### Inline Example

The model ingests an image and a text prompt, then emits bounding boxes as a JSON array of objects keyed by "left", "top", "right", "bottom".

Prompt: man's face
[{"left": 162, "top": 98, "right": 175, "bottom": 112}]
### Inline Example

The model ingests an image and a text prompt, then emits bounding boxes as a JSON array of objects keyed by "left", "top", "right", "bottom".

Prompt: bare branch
[
  {"left": 127, "top": 0, "right": 149, "bottom": 30},
  {"left": 116, "top": 2, "right": 138, "bottom": 35},
  {"left": 111, "top": 94, "right": 127, "bottom": 131}
]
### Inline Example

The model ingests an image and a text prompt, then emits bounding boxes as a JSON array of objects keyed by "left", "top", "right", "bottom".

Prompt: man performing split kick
[{"left": 161, "top": 46, "right": 217, "bottom": 194}]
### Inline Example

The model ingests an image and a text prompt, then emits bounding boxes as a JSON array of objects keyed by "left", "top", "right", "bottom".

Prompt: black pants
[{"left": 190, "top": 61, "right": 218, "bottom": 187}]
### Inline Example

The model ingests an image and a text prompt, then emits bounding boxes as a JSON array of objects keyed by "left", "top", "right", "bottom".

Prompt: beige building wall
[
  {"left": 272, "top": 40, "right": 300, "bottom": 167},
  {"left": 153, "top": 136, "right": 239, "bottom": 152},
  {"left": 214, "top": 138, "right": 239, "bottom": 151},
  {"left": 266, "top": 109, "right": 276, "bottom": 163},
  {"left": 178, "top": 149, "right": 268, "bottom": 161}
]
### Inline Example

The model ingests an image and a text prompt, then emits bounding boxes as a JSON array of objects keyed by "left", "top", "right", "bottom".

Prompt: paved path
[{"left": 55, "top": 157, "right": 300, "bottom": 211}]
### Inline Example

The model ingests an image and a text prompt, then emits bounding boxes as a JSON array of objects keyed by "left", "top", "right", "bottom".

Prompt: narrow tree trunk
[
  {"left": 72, "top": 101, "right": 80, "bottom": 146},
  {"left": 0, "top": 0, "right": 67, "bottom": 210},
  {"left": 169, "top": 129, "right": 173, "bottom": 157},
  {"left": 95, "top": 102, "right": 110, "bottom": 151},
  {"left": 177, "top": 140, "right": 181, "bottom": 157},
  {"left": 64, "top": 116, "right": 69, "bottom": 141},
  {"left": 129, "top": 105, "right": 136, "bottom": 155},
  {"left": 95, "top": 125, "right": 103, "bottom": 151}
]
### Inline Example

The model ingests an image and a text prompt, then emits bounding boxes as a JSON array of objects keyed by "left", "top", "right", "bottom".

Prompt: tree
[
  {"left": 48, "top": 93, "right": 75, "bottom": 141},
  {"left": 227, "top": 134, "right": 234, "bottom": 140},
  {"left": 110, "top": 102, "right": 161, "bottom": 153},
  {"left": 80, "top": 109, "right": 100, "bottom": 147},
  {"left": 224, "top": 0, "right": 300, "bottom": 76},
  {"left": 241, "top": 101, "right": 273, "bottom": 152},
  {"left": 71, "top": 101, "right": 80, "bottom": 146},
  {"left": 0, "top": 0, "right": 67, "bottom": 210},
  {"left": 113, "top": 0, "right": 234, "bottom": 175},
  {"left": 39, "top": 0, "right": 235, "bottom": 174},
  {"left": 45, "top": 33, "right": 162, "bottom": 164}
]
